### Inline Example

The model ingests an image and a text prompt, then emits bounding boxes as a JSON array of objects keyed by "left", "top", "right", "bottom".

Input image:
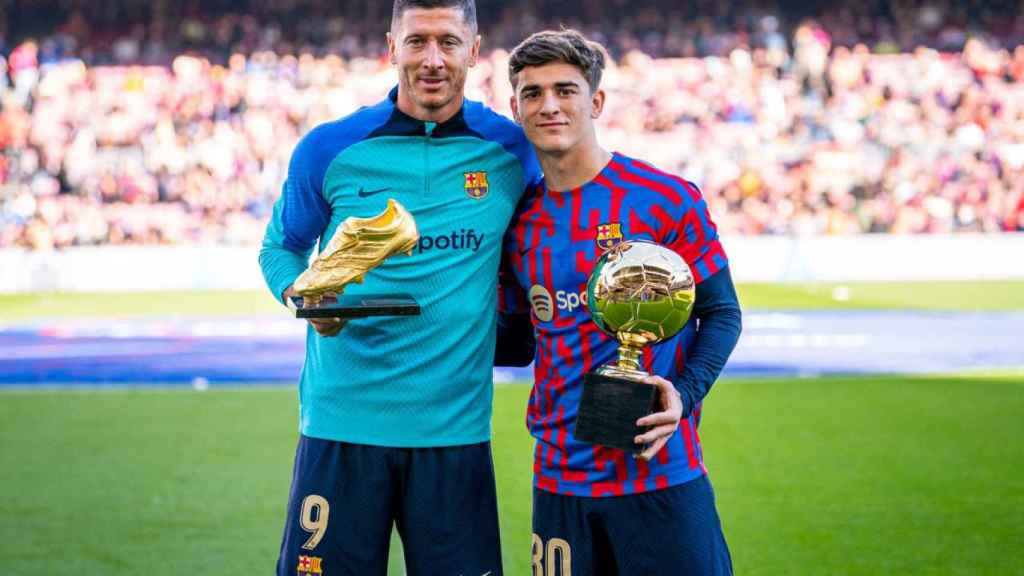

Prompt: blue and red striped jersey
[{"left": 500, "top": 151, "right": 728, "bottom": 497}]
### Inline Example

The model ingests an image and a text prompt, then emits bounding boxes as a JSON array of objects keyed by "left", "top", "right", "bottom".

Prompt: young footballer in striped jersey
[{"left": 502, "top": 29, "right": 742, "bottom": 575}]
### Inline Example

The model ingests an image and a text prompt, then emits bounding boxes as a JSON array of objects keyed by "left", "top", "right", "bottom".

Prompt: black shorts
[
  {"left": 277, "top": 435, "right": 502, "bottom": 576},
  {"left": 531, "top": 475, "right": 732, "bottom": 576}
]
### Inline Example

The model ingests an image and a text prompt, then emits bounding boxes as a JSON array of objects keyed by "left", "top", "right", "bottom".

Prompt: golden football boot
[{"left": 293, "top": 199, "right": 419, "bottom": 304}]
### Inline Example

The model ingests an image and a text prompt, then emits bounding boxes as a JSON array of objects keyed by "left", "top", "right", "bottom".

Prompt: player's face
[
  {"left": 512, "top": 61, "right": 605, "bottom": 156},
  {"left": 388, "top": 8, "right": 480, "bottom": 121}
]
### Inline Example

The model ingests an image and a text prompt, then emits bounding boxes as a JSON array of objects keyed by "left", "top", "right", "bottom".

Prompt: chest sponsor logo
[
  {"left": 464, "top": 171, "right": 489, "bottom": 199},
  {"left": 530, "top": 285, "right": 591, "bottom": 319},
  {"left": 529, "top": 285, "right": 554, "bottom": 322},
  {"left": 596, "top": 222, "right": 624, "bottom": 252},
  {"left": 556, "top": 289, "right": 589, "bottom": 313},
  {"left": 418, "top": 229, "right": 484, "bottom": 253}
]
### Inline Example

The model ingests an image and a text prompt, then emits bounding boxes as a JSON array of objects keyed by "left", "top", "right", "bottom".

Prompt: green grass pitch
[
  {"left": 1, "top": 377, "right": 1022, "bottom": 575},
  {"left": 1, "top": 281, "right": 1022, "bottom": 574}
]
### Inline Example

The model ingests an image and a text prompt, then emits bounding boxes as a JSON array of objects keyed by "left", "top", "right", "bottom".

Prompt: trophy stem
[
  {"left": 615, "top": 332, "right": 651, "bottom": 373},
  {"left": 616, "top": 344, "right": 642, "bottom": 372}
]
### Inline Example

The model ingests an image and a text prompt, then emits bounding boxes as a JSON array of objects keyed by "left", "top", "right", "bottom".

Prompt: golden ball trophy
[
  {"left": 287, "top": 199, "right": 421, "bottom": 318},
  {"left": 573, "top": 240, "right": 696, "bottom": 452}
]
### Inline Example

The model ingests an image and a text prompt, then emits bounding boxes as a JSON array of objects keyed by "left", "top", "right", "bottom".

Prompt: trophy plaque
[
  {"left": 287, "top": 198, "right": 421, "bottom": 319},
  {"left": 287, "top": 294, "right": 420, "bottom": 319},
  {"left": 573, "top": 240, "right": 696, "bottom": 453}
]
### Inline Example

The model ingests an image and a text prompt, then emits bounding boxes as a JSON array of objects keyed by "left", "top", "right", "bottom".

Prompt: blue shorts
[
  {"left": 276, "top": 435, "right": 502, "bottom": 576},
  {"left": 531, "top": 475, "right": 732, "bottom": 575}
]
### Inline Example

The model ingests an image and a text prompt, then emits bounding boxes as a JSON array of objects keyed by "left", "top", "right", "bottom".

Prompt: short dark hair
[
  {"left": 509, "top": 29, "right": 607, "bottom": 92},
  {"left": 392, "top": 0, "right": 478, "bottom": 33}
]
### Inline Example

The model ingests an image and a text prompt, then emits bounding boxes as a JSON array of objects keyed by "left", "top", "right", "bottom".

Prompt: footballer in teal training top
[
  {"left": 260, "top": 85, "right": 537, "bottom": 447},
  {"left": 259, "top": 2, "right": 538, "bottom": 575}
]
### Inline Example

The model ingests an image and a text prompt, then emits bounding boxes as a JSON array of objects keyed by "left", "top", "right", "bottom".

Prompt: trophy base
[
  {"left": 287, "top": 293, "right": 420, "bottom": 319},
  {"left": 573, "top": 370, "right": 657, "bottom": 453}
]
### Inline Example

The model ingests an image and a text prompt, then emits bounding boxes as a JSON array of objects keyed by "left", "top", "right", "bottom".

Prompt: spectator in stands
[{"left": 2, "top": 0, "right": 1023, "bottom": 249}]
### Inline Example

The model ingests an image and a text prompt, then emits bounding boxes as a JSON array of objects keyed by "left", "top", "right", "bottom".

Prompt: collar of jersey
[
  {"left": 368, "top": 86, "right": 477, "bottom": 139},
  {"left": 543, "top": 152, "right": 624, "bottom": 195}
]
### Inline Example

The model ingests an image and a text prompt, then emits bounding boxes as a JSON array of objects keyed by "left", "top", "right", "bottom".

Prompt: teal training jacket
[{"left": 260, "top": 88, "right": 539, "bottom": 447}]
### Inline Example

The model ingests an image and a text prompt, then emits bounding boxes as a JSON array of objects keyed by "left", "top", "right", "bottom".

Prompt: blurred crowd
[
  {"left": 1, "top": 1, "right": 1023, "bottom": 249},
  {"left": 3, "top": 0, "right": 1023, "bottom": 63}
]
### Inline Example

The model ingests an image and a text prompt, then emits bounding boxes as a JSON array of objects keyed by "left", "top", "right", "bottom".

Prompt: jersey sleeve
[
  {"left": 659, "top": 181, "right": 741, "bottom": 416},
  {"left": 672, "top": 266, "right": 742, "bottom": 416},
  {"left": 258, "top": 128, "right": 333, "bottom": 303},
  {"left": 498, "top": 234, "right": 530, "bottom": 314},
  {"left": 258, "top": 103, "right": 394, "bottom": 303},
  {"left": 660, "top": 179, "right": 728, "bottom": 284},
  {"left": 495, "top": 224, "right": 535, "bottom": 366}
]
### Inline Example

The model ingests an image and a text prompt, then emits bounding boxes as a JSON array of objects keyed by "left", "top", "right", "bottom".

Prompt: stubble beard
[{"left": 406, "top": 70, "right": 465, "bottom": 113}]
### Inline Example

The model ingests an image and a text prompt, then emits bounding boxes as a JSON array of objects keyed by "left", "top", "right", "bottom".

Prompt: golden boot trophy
[{"left": 288, "top": 199, "right": 421, "bottom": 319}]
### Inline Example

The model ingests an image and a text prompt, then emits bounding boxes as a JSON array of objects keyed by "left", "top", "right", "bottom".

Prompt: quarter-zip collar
[{"left": 367, "top": 86, "right": 477, "bottom": 139}]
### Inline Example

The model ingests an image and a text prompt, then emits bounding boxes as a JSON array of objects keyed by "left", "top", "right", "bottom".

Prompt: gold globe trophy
[
  {"left": 573, "top": 240, "right": 696, "bottom": 452},
  {"left": 287, "top": 199, "right": 422, "bottom": 319}
]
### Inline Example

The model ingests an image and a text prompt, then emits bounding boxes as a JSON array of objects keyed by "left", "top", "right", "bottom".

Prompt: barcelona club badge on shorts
[
  {"left": 297, "top": 555, "right": 323, "bottom": 575},
  {"left": 464, "top": 171, "right": 489, "bottom": 199},
  {"left": 596, "top": 222, "right": 624, "bottom": 251}
]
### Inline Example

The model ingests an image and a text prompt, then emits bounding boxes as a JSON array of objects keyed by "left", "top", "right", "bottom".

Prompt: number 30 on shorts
[{"left": 532, "top": 533, "right": 571, "bottom": 576}]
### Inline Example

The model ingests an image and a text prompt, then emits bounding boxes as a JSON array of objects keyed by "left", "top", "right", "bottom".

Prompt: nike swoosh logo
[{"left": 357, "top": 186, "right": 390, "bottom": 198}]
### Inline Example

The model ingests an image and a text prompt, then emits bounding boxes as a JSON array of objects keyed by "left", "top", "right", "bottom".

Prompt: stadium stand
[{"left": 1, "top": 0, "right": 1023, "bottom": 250}]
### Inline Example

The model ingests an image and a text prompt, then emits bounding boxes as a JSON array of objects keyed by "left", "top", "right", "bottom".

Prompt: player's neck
[
  {"left": 396, "top": 90, "right": 464, "bottom": 124},
  {"left": 539, "top": 144, "right": 612, "bottom": 192}
]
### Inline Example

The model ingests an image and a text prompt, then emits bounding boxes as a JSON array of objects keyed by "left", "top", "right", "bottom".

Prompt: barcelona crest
[
  {"left": 596, "top": 222, "right": 624, "bottom": 251},
  {"left": 297, "top": 555, "right": 323, "bottom": 575},
  {"left": 464, "top": 171, "right": 489, "bottom": 199}
]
